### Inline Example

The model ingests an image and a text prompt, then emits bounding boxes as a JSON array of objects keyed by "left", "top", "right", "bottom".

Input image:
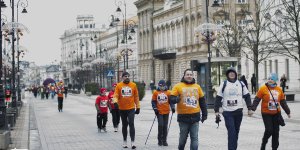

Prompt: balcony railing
[{"left": 153, "top": 48, "right": 176, "bottom": 60}]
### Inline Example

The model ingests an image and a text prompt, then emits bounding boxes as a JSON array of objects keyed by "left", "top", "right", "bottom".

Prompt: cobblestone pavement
[{"left": 8, "top": 91, "right": 300, "bottom": 150}]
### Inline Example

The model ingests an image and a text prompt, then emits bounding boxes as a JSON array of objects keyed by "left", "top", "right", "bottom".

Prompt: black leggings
[
  {"left": 97, "top": 113, "right": 108, "bottom": 129},
  {"left": 120, "top": 109, "right": 135, "bottom": 141},
  {"left": 57, "top": 97, "right": 63, "bottom": 110},
  {"left": 261, "top": 113, "right": 280, "bottom": 150},
  {"left": 111, "top": 109, "right": 120, "bottom": 128}
]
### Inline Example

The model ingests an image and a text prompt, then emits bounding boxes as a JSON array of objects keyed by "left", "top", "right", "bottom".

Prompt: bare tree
[
  {"left": 214, "top": 0, "right": 280, "bottom": 90},
  {"left": 265, "top": 0, "right": 300, "bottom": 64}
]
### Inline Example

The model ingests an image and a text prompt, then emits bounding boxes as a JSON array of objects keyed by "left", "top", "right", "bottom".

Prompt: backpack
[{"left": 221, "top": 80, "right": 244, "bottom": 95}]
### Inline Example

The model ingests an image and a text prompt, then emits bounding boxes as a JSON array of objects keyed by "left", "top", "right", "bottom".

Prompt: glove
[
  {"left": 110, "top": 109, "right": 112, "bottom": 114},
  {"left": 201, "top": 115, "right": 207, "bottom": 123},
  {"left": 215, "top": 114, "right": 221, "bottom": 124},
  {"left": 248, "top": 110, "right": 254, "bottom": 117},
  {"left": 135, "top": 108, "right": 140, "bottom": 114},
  {"left": 154, "top": 109, "right": 159, "bottom": 116},
  {"left": 171, "top": 108, "right": 175, "bottom": 114}
]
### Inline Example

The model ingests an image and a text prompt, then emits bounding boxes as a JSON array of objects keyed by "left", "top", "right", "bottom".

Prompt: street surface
[{"left": 10, "top": 90, "right": 300, "bottom": 150}]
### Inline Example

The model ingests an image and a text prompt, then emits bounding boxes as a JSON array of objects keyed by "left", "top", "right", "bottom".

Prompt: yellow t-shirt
[
  {"left": 113, "top": 82, "right": 140, "bottom": 110},
  {"left": 171, "top": 82, "right": 204, "bottom": 114},
  {"left": 256, "top": 85, "right": 285, "bottom": 115}
]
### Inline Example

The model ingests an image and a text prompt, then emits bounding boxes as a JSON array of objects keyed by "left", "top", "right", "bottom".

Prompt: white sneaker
[
  {"left": 102, "top": 127, "right": 107, "bottom": 132},
  {"left": 122, "top": 141, "right": 128, "bottom": 148},
  {"left": 114, "top": 127, "right": 118, "bottom": 132},
  {"left": 131, "top": 141, "right": 136, "bottom": 149}
]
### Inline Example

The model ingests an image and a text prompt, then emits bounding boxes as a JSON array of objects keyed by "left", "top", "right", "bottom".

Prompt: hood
[{"left": 226, "top": 67, "right": 237, "bottom": 82}]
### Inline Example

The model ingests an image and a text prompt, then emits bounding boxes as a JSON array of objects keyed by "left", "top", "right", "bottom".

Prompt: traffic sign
[{"left": 107, "top": 70, "right": 114, "bottom": 77}]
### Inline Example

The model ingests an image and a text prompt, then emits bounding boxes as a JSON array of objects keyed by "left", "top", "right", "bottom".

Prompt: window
[
  {"left": 285, "top": 59, "right": 289, "bottom": 80},
  {"left": 237, "top": 0, "right": 247, "bottom": 4},
  {"left": 269, "top": 60, "right": 272, "bottom": 73},
  {"left": 237, "top": 19, "right": 247, "bottom": 26},
  {"left": 264, "top": 61, "right": 267, "bottom": 79},
  {"left": 275, "top": 59, "right": 278, "bottom": 75}
]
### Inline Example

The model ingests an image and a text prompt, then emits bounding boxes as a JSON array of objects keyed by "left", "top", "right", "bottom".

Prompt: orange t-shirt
[
  {"left": 256, "top": 85, "right": 285, "bottom": 115},
  {"left": 57, "top": 88, "right": 64, "bottom": 98},
  {"left": 152, "top": 90, "right": 171, "bottom": 114},
  {"left": 171, "top": 82, "right": 204, "bottom": 114},
  {"left": 113, "top": 82, "right": 140, "bottom": 110}
]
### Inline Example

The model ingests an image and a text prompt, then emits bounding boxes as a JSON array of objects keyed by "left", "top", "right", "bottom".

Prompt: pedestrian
[
  {"left": 170, "top": 69, "right": 207, "bottom": 150},
  {"left": 150, "top": 80, "right": 155, "bottom": 92},
  {"left": 142, "top": 80, "right": 146, "bottom": 88},
  {"left": 214, "top": 68, "right": 253, "bottom": 150},
  {"left": 95, "top": 88, "right": 109, "bottom": 133},
  {"left": 56, "top": 81, "right": 65, "bottom": 112},
  {"left": 151, "top": 79, "right": 175, "bottom": 146},
  {"left": 108, "top": 83, "right": 120, "bottom": 132},
  {"left": 166, "top": 80, "right": 171, "bottom": 90},
  {"left": 240, "top": 75, "right": 248, "bottom": 89},
  {"left": 251, "top": 73, "right": 291, "bottom": 150},
  {"left": 64, "top": 87, "right": 68, "bottom": 98},
  {"left": 251, "top": 73, "right": 257, "bottom": 94},
  {"left": 280, "top": 74, "right": 287, "bottom": 93},
  {"left": 113, "top": 72, "right": 140, "bottom": 149}
]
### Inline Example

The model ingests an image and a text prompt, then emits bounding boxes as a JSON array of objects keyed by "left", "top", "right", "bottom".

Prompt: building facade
[{"left": 60, "top": 15, "right": 102, "bottom": 86}]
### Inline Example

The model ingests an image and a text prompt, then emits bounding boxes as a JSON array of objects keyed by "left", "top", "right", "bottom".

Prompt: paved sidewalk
[{"left": 7, "top": 90, "right": 300, "bottom": 150}]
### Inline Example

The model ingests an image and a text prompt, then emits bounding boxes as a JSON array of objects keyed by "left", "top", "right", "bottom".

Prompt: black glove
[
  {"left": 215, "top": 114, "right": 221, "bottom": 123},
  {"left": 171, "top": 108, "right": 175, "bottom": 114},
  {"left": 154, "top": 109, "right": 159, "bottom": 116},
  {"left": 110, "top": 109, "right": 112, "bottom": 113},
  {"left": 201, "top": 115, "right": 207, "bottom": 123},
  {"left": 135, "top": 108, "right": 140, "bottom": 114}
]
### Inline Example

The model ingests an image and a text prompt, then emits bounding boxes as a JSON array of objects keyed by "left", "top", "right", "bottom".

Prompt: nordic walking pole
[
  {"left": 166, "top": 112, "right": 174, "bottom": 138},
  {"left": 145, "top": 115, "right": 156, "bottom": 145}
]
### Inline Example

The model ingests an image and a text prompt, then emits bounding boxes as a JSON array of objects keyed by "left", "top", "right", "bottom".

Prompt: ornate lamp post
[
  {"left": 110, "top": 0, "right": 136, "bottom": 72},
  {"left": 195, "top": 0, "right": 221, "bottom": 108},
  {"left": 0, "top": 0, "right": 8, "bottom": 131},
  {"left": 16, "top": 0, "right": 28, "bottom": 103}
]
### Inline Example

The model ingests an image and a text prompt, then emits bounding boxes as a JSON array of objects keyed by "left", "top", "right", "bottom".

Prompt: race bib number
[
  {"left": 100, "top": 100, "right": 108, "bottom": 107},
  {"left": 268, "top": 101, "right": 278, "bottom": 110},
  {"left": 227, "top": 100, "right": 238, "bottom": 107},
  {"left": 121, "top": 86, "right": 132, "bottom": 97},
  {"left": 157, "top": 93, "right": 168, "bottom": 104}
]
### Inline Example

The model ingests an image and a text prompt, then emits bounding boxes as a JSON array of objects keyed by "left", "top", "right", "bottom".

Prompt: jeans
[
  {"left": 261, "top": 113, "right": 280, "bottom": 150},
  {"left": 178, "top": 122, "right": 199, "bottom": 150},
  {"left": 57, "top": 97, "right": 63, "bottom": 110},
  {"left": 97, "top": 113, "right": 108, "bottom": 129},
  {"left": 157, "top": 114, "right": 169, "bottom": 142},
  {"left": 120, "top": 109, "right": 135, "bottom": 141},
  {"left": 222, "top": 110, "right": 243, "bottom": 150},
  {"left": 111, "top": 109, "right": 120, "bottom": 128}
]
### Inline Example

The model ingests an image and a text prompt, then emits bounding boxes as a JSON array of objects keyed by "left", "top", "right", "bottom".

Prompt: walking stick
[
  {"left": 166, "top": 112, "right": 174, "bottom": 138},
  {"left": 145, "top": 115, "right": 156, "bottom": 145}
]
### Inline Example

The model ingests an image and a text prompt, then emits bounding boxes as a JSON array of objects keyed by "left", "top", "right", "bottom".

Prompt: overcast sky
[{"left": 3, "top": 0, "right": 137, "bottom": 66}]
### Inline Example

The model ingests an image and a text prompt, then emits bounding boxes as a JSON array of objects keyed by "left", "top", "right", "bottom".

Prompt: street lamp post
[
  {"left": 195, "top": 0, "right": 220, "bottom": 108},
  {"left": 112, "top": 0, "right": 136, "bottom": 72},
  {"left": 16, "top": 0, "right": 28, "bottom": 104},
  {"left": 0, "top": 0, "right": 8, "bottom": 131}
]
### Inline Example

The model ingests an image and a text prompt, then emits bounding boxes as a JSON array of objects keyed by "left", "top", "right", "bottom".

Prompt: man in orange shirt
[
  {"left": 152, "top": 80, "right": 175, "bottom": 146},
  {"left": 113, "top": 72, "right": 140, "bottom": 149},
  {"left": 251, "top": 73, "right": 291, "bottom": 150}
]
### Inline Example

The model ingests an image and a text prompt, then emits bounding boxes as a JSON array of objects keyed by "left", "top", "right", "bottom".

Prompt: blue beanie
[
  {"left": 268, "top": 73, "right": 278, "bottom": 82},
  {"left": 158, "top": 80, "right": 166, "bottom": 86}
]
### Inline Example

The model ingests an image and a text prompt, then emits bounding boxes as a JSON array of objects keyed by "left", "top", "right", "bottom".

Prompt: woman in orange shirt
[
  {"left": 152, "top": 80, "right": 175, "bottom": 146},
  {"left": 251, "top": 73, "right": 291, "bottom": 150}
]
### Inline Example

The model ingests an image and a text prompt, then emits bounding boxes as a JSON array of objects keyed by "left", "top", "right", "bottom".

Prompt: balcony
[{"left": 153, "top": 48, "right": 176, "bottom": 60}]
